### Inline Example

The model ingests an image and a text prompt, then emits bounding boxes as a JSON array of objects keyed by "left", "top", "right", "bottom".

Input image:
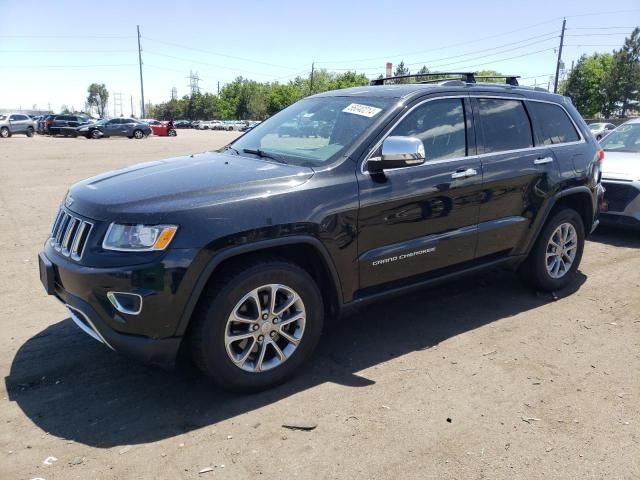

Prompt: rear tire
[
  {"left": 519, "top": 207, "right": 585, "bottom": 292},
  {"left": 0, "top": 127, "right": 10, "bottom": 138},
  {"left": 190, "top": 258, "right": 324, "bottom": 392}
]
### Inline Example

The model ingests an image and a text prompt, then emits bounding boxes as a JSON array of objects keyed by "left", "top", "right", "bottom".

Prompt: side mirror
[{"left": 368, "top": 136, "right": 425, "bottom": 173}]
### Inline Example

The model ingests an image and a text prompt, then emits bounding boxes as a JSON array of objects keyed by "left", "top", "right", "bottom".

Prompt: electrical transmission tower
[
  {"left": 113, "top": 92, "right": 123, "bottom": 117},
  {"left": 171, "top": 87, "right": 178, "bottom": 101},
  {"left": 187, "top": 71, "right": 201, "bottom": 95}
]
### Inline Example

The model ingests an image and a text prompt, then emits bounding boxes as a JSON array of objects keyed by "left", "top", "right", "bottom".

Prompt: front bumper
[
  {"left": 38, "top": 248, "right": 195, "bottom": 367},
  {"left": 600, "top": 180, "right": 640, "bottom": 229}
]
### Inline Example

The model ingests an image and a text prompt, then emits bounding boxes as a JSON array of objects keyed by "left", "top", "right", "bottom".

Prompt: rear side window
[
  {"left": 527, "top": 101, "right": 580, "bottom": 145},
  {"left": 390, "top": 98, "right": 467, "bottom": 161},
  {"left": 477, "top": 99, "right": 533, "bottom": 153}
]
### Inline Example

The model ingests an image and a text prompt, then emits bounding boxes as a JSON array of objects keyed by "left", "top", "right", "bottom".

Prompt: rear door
[
  {"left": 357, "top": 96, "right": 483, "bottom": 291},
  {"left": 473, "top": 96, "right": 556, "bottom": 257}
]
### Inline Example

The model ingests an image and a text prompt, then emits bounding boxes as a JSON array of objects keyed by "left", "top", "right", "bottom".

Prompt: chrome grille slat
[{"left": 48, "top": 207, "right": 93, "bottom": 261}]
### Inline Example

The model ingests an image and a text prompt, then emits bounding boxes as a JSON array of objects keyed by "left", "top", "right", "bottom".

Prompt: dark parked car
[
  {"left": 47, "top": 114, "right": 91, "bottom": 136},
  {"left": 174, "top": 120, "right": 192, "bottom": 128},
  {"left": 0, "top": 113, "right": 35, "bottom": 138},
  {"left": 76, "top": 118, "right": 152, "bottom": 139},
  {"left": 39, "top": 73, "right": 603, "bottom": 392}
]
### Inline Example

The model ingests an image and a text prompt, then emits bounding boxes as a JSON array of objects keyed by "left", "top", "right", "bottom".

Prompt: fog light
[{"left": 107, "top": 292, "right": 143, "bottom": 315}]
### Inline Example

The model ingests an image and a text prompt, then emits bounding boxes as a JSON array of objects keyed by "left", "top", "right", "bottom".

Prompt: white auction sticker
[{"left": 342, "top": 103, "right": 382, "bottom": 118}]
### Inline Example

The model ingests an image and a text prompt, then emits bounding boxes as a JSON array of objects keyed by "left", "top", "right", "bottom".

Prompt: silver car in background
[
  {"left": 0, "top": 113, "right": 35, "bottom": 138},
  {"left": 600, "top": 119, "right": 640, "bottom": 228},
  {"left": 589, "top": 122, "right": 617, "bottom": 141}
]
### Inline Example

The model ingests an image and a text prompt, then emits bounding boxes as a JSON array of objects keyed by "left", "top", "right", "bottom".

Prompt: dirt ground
[{"left": 1, "top": 130, "right": 639, "bottom": 480}]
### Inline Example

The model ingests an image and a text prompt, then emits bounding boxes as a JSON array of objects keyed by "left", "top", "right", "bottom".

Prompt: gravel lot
[{"left": 1, "top": 130, "right": 639, "bottom": 479}]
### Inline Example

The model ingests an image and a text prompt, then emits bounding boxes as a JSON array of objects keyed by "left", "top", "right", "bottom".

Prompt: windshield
[
  {"left": 589, "top": 123, "right": 604, "bottom": 130},
  {"left": 600, "top": 124, "right": 640, "bottom": 153},
  {"left": 230, "top": 96, "right": 395, "bottom": 166}
]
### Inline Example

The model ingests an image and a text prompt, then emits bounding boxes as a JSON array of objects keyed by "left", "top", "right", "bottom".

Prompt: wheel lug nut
[
  {"left": 273, "top": 318, "right": 279, "bottom": 324},
  {"left": 270, "top": 331, "right": 276, "bottom": 338},
  {"left": 262, "top": 314, "right": 268, "bottom": 320},
  {"left": 258, "top": 335, "right": 264, "bottom": 342},
  {"left": 252, "top": 325, "right": 259, "bottom": 331}
]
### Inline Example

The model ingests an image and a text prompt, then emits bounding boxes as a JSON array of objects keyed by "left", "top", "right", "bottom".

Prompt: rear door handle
[
  {"left": 534, "top": 157, "right": 553, "bottom": 165},
  {"left": 451, "top": 168, "right": 478, "bottom": 179}
]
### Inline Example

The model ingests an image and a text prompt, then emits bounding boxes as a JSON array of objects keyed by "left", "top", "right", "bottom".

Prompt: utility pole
[
  {"left": 310, "top": 62, "right": 315, "bottom": 94},
  {"left": 554, "top": 18, "right": 566, "bottom": 94},
  {"left": 217, "top": 81, "right": 220, "bottom": 95},
  {"left": 137, "top": 25, "right": 145, "bottom": 118},
  {"left": 130, "top": 96, "right": 134, "bottom": 117}
]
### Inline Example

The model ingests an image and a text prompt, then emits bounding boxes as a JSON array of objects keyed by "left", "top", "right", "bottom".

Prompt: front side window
[
  {"left": 600, "top": 124, "right": 640, "bottom": 153},
  {"left": 389, "top": 98, "right": 467, "bottom": 162},
  {"left": 527, "top": 101, "right": 580, "bottom": 145},
  {"left": 231, "top": 96, "right": 395, "bottom": 166},
  {"left": 477, "top": 99, "right": 533, "bottom": 153}
]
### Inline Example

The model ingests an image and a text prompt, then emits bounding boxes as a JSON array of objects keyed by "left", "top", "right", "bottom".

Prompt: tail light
[{"left": 597, "top": 147, "right": 604, "bottom": 162}]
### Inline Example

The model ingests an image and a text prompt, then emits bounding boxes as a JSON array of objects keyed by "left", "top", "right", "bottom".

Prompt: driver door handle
[
  {"left": 534, "top": 156, "right": 554, "bottom": 165},
  {"left": 451, "top": 168, "right": 478, "bottom": 179}
]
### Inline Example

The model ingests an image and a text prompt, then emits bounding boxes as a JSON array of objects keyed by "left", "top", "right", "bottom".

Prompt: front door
[{"left": 356, "top": 96, "right": 483, "bottom": 291}]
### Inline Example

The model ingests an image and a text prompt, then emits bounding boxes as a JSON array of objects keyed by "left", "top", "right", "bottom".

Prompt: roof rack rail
[
  {"left": 370, "top": 72, "right": 476, "bottom": 85},
  {"left": 475, "top": 75, "right": 520, "bottom": 86},
  {"left": 370, "top": 72, "right": 522, "bottom": 87}
]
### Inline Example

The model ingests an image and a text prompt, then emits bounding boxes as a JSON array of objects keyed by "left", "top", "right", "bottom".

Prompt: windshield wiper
[{"left": 242, "top": 148, "right": 287, "bottom": 164}]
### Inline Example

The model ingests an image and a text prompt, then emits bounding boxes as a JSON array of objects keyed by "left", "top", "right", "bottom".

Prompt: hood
[
  {"left": 601, "top": 151, "right": 640, "bottom": 181},
  {"left": 67, "top": 151, "right": 314, "bottom": 222}
]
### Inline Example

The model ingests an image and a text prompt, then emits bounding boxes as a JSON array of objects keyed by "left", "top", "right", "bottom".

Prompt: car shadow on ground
[
  {"left": 589, "top": 225, "right": 640, "bottom": 248},
  {"left": 5, "top": 269, "right": 586, "bottom": 448}
]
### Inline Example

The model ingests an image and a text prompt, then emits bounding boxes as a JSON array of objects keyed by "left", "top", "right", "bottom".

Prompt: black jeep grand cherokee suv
[{"left": 39, "top": 74, "right": 604, "bottom": 391}]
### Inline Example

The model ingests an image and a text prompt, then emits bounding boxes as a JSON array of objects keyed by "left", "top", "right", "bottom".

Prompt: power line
[
  {"left": 3, "top": 63, "right": 137, "bottom": 68},
  {"left": 0, "top": 49, "right": 135, "bottom": 53},
  {"left": 567, "top": 26, "right": 637, "bottom": 30},
  {"left": 449, "top": 47, "right": 558, "bottom": 71},
  {"left": 0, "top": 34, "right": 135, "bottom": 39},
  {"left": 144, "top": 50, "right": 271, "bottom": 77},
  {"left": 143, "top": 37, "right": 299, "bottom": 70}
]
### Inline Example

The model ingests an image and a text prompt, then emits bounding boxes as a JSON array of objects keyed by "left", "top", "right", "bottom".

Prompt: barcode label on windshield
[{"left": 342, "top": 103, "right": 382, "bottom": 118}]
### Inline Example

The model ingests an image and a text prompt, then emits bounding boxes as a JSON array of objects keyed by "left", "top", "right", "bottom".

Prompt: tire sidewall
[
  {"left": 195, "top": 263, "right": 324, "bottom": 391},
  {"left": 531, "top": 208, "right": 585, "bottom": 291},
  {"left": 26, "top": 127, "right": 34, "bottom": 137},
  {"left": 0, "top": 127, "right": 9, "bottom": 138}
]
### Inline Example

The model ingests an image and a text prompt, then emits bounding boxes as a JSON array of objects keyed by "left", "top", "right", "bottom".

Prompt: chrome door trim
[
  {"left": 533, "top": 157, "right": 554, "bottom": 165},
  {"left": 360, "top": 94, "right": 586, "bottom": 176}
]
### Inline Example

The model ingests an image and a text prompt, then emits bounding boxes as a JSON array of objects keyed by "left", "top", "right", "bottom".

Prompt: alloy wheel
[
  {"left": 224, "top": 284, "right": 306, "bottom": 372},
  {"left": 545, "top": 222, "right": 578, "bottom": 279}
]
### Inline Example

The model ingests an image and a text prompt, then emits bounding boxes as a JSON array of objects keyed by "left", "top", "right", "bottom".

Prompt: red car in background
[{"left": 144, "top": 119, "right": 177, "bottom": 137}]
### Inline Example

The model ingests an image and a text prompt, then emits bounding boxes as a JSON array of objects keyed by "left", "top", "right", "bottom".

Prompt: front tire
[
  {"left": 26, "top": 127, "right": 34, "bottom": 137},
  {"left": 0, "top": 127, "right": 10, "bottom": 138},
  {"left": 167, "top": 129, "right": 177, "bottom": 137},
  {"left": 520, "top": 207, "right": 585, "bottom": 292},
  {"left": 190, "top": 258, "right": 324, "bottom": 392},
  {"left": 90, "top": 129, "right": 101, "bottom": 139},
  {"left": 133, "top": 129, "right": 144, "bottom": 139}
]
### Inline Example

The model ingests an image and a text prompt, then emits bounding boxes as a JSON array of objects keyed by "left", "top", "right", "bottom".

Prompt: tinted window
[
  {"left": 390, "top": 98, "right": 467, "bottom": 161},
  {"left": 527, "top": 102, "right": 580, "bottom": 145},
  {"left": 107, "top": 119, "right": 121, "bottom": 125},
  {"left": 600, "top": 124, "right": 640, "bottom": 153},
  {"left": 477, "top": 99, "right": 532, "bottom": 153}
]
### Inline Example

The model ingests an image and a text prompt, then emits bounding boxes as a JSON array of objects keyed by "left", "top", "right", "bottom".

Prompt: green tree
[
  {"left": 393, "top": 61, "right": 410, "bottom": 83},
  {"left": 86, "top": 83, "right": 109, "bottom": 118},
  {"left": 562, "top": 53, "right": 613, "bottom": 117},
  {"left": 603, "top": 27, "right": 640, "bottom": 117}
]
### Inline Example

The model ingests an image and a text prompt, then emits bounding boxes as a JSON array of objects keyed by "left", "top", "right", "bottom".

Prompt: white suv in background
[{"left": 0, "top": 113, "right": 35, "bottom": 138}]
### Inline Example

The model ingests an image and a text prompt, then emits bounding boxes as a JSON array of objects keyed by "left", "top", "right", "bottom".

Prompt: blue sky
[{"left": 0, "top": 0, "right": 638, "bottom": 115}]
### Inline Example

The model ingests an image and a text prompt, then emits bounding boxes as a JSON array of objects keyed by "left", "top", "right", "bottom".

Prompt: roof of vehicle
[{"left": 312, "top": 83, "right": 568, "bottom": 104}]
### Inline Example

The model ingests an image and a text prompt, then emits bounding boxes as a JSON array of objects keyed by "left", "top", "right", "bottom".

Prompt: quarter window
[
  {"left": 527, "top": 102, "right": 580, "bottom": 145},
  {"left": 390, "top": 98, "right": 467, "bottom": 161},
  {"left": 477, "top": 99, "right": 533, "bottom": 153}
]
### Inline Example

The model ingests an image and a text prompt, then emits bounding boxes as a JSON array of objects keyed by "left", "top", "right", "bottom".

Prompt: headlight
[
  {"left": 78, "top": 126, "right": 89, "bottom": 131},
  {"left": 102, "top": 223, "right": 178, "bottom": 251}
]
